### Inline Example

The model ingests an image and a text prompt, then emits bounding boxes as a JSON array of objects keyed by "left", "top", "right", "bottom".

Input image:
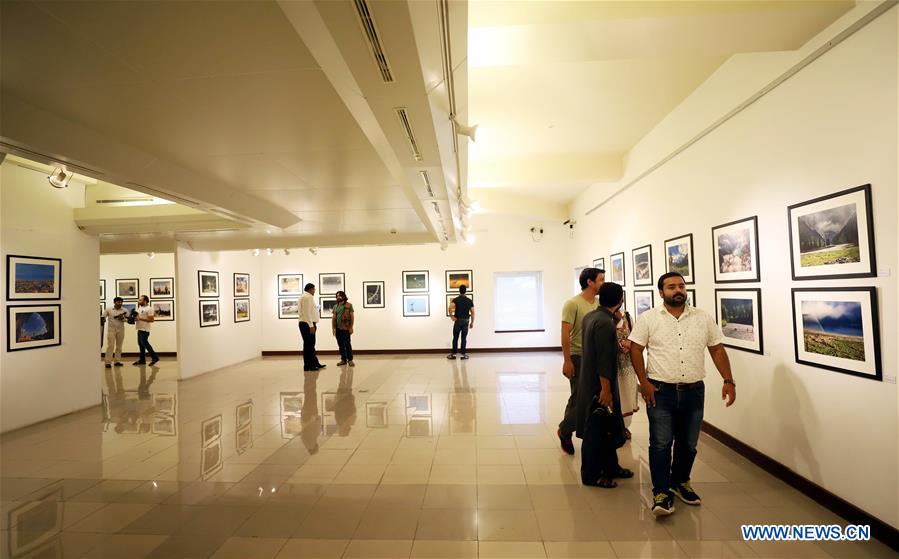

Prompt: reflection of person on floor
[
  {"left": 334, "top": 369, "right": 357, "bottom": 436},
  {"left": 451, "top": 359, "right": 476, "bottom": 433},
  {"left": 104, "top": 364, "right": 160, "bottom": 434},
  {"left": 301, "top": 371, "right": 322, "bottom": 454}
]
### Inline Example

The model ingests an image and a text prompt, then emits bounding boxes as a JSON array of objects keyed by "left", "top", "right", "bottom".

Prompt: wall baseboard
[
  {"left": 701, "top": 421, "right": 898, "bottom": 551},
  {"left": 262, "top": 347, "right": 561, "bottom": 357},
  {"left": 99, "top": 352, "right": 177, "bottom": 358}
]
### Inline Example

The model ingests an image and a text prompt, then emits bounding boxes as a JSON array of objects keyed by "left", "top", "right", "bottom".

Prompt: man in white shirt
[
  {"left": 104, "top": 297, "right": 127, "bottom": 368},
  {"left": 133, "top": 295, "right": 159, "bottom": 366},
  {"left": 299, "top": 283, "right": 325, "bottom": 372},
  {"left": 629, "top": 272, "right": 736, "bottom": 517}
]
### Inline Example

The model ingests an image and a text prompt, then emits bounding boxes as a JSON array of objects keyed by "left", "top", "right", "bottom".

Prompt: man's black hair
[
  {"left": 599, "top": 282, "right": 624, "bottom": 308},
  {"left": 113, "top": 297, "right": 123, "bottom": 303},
  {"left": 304, "top": 283, "right": 315, "bottom": 293},
  {"left": 579, "top": 267, "right": 604, "bottom": 290},
  {"left": 657, "top": 272, "right": 685, "bottom": 291},
  {"left": 459, "top": 285, "right": 467, "bottom": 294}
]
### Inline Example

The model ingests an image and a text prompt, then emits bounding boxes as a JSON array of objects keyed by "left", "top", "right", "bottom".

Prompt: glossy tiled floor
[{"left": 1, "top": 354, "right": 894, "bottom": 558}]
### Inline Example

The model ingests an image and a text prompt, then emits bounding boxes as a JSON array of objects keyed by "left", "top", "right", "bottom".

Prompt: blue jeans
[
  {"left": 646, "top": 380, "right": 704, "bottom": 495},
  {"left": 137, "top": 330, "right": 157, "bottom": 362},
  {"left": 336, "top": 329, "right": 353, "bottom": 362}
]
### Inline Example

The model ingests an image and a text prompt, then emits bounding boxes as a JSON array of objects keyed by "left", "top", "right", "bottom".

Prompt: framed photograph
[
  {"left": 791, "top": 287, "right": 881, "bottom": 381},
  {"left": 150, "top": 277, "right": 174, "bottom": 298},
  {"left": 234, "top": 298, "right": 250, "bottom": 323},
  {"left": 122, "top": 301, "right": 138, "bottom": 315},
  {"left": 593, "top": 258, "right": 605, "bottom": 272},
  {"left": 199, "top": 300, "right": 220, "bottom": 327},
  {"left": 198, "top": 270, "right": 219, "bottom": 298},
  {"left": 446, "top": 294, "right": 474, "bottom": 317},
  {"left": 100, "top": 301, "right": 106, "bottom": 316},
  {"left": 319, "top": 273, "right": 345, "bottom": 295},
  {"left": 365, "top": 401, "right": 389, "bottom": 428},
  {"left": 201, "top": 414, "right": 223, "bottom": 446},
  {"left": 7, "top": 304, "right": 61, "bottom": 352},
  {"left": 609, "top": 252, "right": 626, "bottom": 285},
  {"left": 686, "top": 289, "right": 697, "bottom": 307},
  {"left": 787, "top": 184, "right": 876, "bottom": 280},
  {"left": 402, "top": 270, "right": 429, "bottom": 293},
  {"left": 152, "top": 300, "right": 175, "bottom": 321},
  {"left": 278, "top": 297, "right": 299, "bottom": 319},
  {"left": 715, "top": 288, "right": 763, "bottom": 355},
  {"left": 363, "top": 281, "right": 385, "bottom": 308},
  {"left": 632, "top": 245, "right": 653, "bottom": 287},
  {"left": 278, "top": 274, "right": 303, "bottom": 296},
  {"left": 664, "top": 233, "right": 695, "bottom": 284},
  {"left": 319, "top": 296, "right": 338, "bottom": 319},
  {"left": 100, "top": 279, "right": 106, "bottom": 300},
  {"left": 403, "top": 294, "right": 429, "bottom": 317},
  {"left": 6, "top": 255, "right": 62, "bottom": 301},
  {"left": 712, "top": 216, "right": 760, "bottom": 283},
  {"left": 233, "top": 273, "right": 250, "bottom": 297},
  {"left": 445, "top": 270, "right": 473, "bottom": 292},
  {"left": 634, "top": 290, "right": 655, "bottom": 319},
  {"left": 116, "top": 278, "right": 139, "bottom": 299}
]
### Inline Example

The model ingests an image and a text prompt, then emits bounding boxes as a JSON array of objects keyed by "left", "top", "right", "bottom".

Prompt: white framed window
[{"left": 494, "top": 271, "right": 544, "bottom": 332}]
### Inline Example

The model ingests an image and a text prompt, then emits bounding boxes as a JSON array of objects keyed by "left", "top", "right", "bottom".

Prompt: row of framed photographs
[
  {"left": 100, "top": 277, "right": 175, "bottom": 301},
  {"left": 276, "top": 292, "right": 452, "bottom": 319},
  {"left": 199, "top": 299, "right": 251, "bottom": 327},
  {"left": 198, "top": 271, "right": 250, "bottom": 298},
  {"left": 100, "top": 299, "right": 175, "bottom": 321},
  {"left": 6, "top": 255, "right": 63, "bottom": 351},
  {"left": 276, "top": 270, "right": 475, "bottom": 298},
  {"left": 597, "top": 185, "right": 877, "bottom": 286}
]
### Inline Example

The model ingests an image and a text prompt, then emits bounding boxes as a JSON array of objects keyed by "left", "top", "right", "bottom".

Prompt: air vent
[
  {"left": 206, "top": 207, "right": 255, "bottom": 226},
  {"left": 353, "top": 0, "right": 394, "bottom": 83},
  {"left": 95, "top": 198, "right": 155, "bottom": 205},
  {"left": 395, "top": 108, "right": 422, "bottom": 162},
  {"left": 431, "top": 201, "right": 442, "bottom": 219},
  {"left": 419, "top": 170, "right": 434, "bottom": 198},
  {"left": 126, "top": 183, "right": 200, "bottom": 207}
]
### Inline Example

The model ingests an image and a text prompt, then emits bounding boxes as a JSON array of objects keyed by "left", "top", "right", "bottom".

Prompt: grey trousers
[{"left": 558, "top": 354, "right": 582, "bottom": 437}]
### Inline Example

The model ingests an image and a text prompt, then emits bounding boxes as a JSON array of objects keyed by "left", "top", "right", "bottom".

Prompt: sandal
[
  {"left": 596, "top": 477, "right": 617, "bottom": 489},
  {"left": 613, "top": 467, "right": 634, "bottom": 479}
]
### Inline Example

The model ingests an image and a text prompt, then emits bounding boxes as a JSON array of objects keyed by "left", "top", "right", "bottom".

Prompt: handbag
[{"left": 588, "top": 397, "right": 627, "bottom": 449}]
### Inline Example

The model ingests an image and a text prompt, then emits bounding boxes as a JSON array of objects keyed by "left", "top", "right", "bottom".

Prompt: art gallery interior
[{"left": 0, "top": 1, "right": 897, "bottom": 557}]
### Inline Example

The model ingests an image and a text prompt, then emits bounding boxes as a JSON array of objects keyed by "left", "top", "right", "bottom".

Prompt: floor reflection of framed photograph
[
  {"left": 715, "top": 288, "right": 763, "bottom": 355},
  {"left": 7, "top": 255, "right": 62, "bottom": 301},
  {"left": 280, "top": 392, "right": 303, "bottom": 415},
  {"left": 363, "top": 281, "right": 385, "bottom": 308},
  {"left": 236, "top": 424, "right": 253, "bottom": 454},
  {"left": 199, "top": 300, "right": 220, "bottom": 327},
  {"left": 278, "top": 274, "right": 303, "bottom": 296},
  {"left": 403, "top": 294, "right": 429, "bottom": 317},
  {"left": 7, "top": 304, "right": 62, "bottom": 352},
  {"left": 201, "top": 440, "right": 223, "bottom": 480},
  {"left": 152, "top": 417, "right": 176, "bottom": 436},
  {"left": 402, "top": 270, "right": 429, "bottom": 293},
  {"left": 198, "top": 270, "right": 219, "bottom": 298},
  {"left": 405, "top": 394, "right": 432, "bottom": 416},
  {"left": 201, "top": 414, "right": 223, "bottom": 447},
  {"left": 664, "top": 233, "right": 695, "bottom": 284},
  {"left": 365, "top": 401, "right": 389, "bottom": 428},
  {"left": 152, "top": 300, "right": 175, "bottom": 321},
  {"left": 791, "top": 287, "right": 881, "bottom": 381},
  {"left": 609, "top": 252, "right": 626, "bottom": 285},
  {"left": 712, "top": 216, "right": 760, "bottom": 283},
  {"left": 406, "top": 416, "right": 433, "bottom": 438},
  {"left": 234, "top": 298, "right": 250, "bottom": 323},
  {"left": 632, "top": 244, "right": 653, "bottom": 287},
  {"left": 787, "top": 184, "right": 876, "bottom": 281},
  {"left": 319, "top": 273, "right": 345, "bottom": 295},
  {"left": 150, "top": 277, "right": 174, "bottom": 299},
  {"left": 8, "top": 488, "right": 63, "bottom": 556},
  {"left": 155, "top": 393, "right": 176, "bottom": 415},
  {"left": 236, "top": 400, "right": 253, "bottom": 428}
]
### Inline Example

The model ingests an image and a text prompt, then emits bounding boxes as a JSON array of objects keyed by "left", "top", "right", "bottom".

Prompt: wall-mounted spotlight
[
  {"left": 48, "top": 166, "right": 72, "bottom": 189},
  {"left": 451, "top": 116, "right": 478, "bottom": 142},
  {"left": 266, "top": 248, "right": 273, "bottom": 256},
  {"left": 309, "top": 247, "right": 318, "bottom": 256},
  {"left": 147, "top": 252, "right": 155, "bottom": 259},
  {"left": 283, "top": 249, "right": 290, "bottom": 256},
  {"left": 252, "top": 248, "right": 260, "bottom": 257}
]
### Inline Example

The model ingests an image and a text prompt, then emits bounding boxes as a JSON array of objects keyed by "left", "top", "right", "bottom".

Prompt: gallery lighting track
[
  {"left": 395, "top": 108, "right": 423, "bottom": 162},
  {"left": 353, "top": 0, "right": 394, "bottom": 83},
  {"left": 419, "top": 170, "right": 435, "bottom": 198}
]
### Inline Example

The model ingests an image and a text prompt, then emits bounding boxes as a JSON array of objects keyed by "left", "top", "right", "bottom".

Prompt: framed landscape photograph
[
  {"left": 593, "top": 258, "right": 605, "bottom": 272},
  {"left": 116, "top": 278, "right": 139, "bottom": 299},
  {"left": 234, "top": 298, "right": 250, "bottom": 323},
  {"left": 122, "top": 301, "right": 137, "bottom": 315},
  {"left": 664, "top": 233, "right": 695, "bottom": 284},
  {"left": 319, "top": 273, "right": 345, "bottom": 295},
  {"left": 7, "top": 304, "right": 61, "bottom": 352},
  {"left": 100, "top": 279, "right": 106, "bottom": 300},
  {"left": 199, "top": 300, "right": 220, "bottom": 327},
  {"left": 319, "top": 296, "right": 338, "bottom": 319},
  {"left": 446, "top": 294, "right": 474, "bottom": 317},
  {"left": 403, "top": 270, "right": 429, "bottom": 293},
  {"left": 152, "top": 300, "right": 175, "bottom": 321},
  {"left": 100, "top": 301, "right": 106, "bottom": 316},
  {"left": 198, "top": 270, "right": 219, "bottom": 298},
  {"left": 6, "top": 255, "right": 62, "bottom": 301},
  {"left": 634, "top": 290, "right": 654, "bottom": 318},
  {"left": 233, "top": 273, "right": 250, "bottom": 297},
  {"left": 445, "top": 270, "right": 473, "bottom": 292},
  {"left": 403, "top": 294, "right": 429, "bottom": 317},
  {"left": 787, "top": 184, "right": 876, "bottom": 280},
  {"left": 791, "top": 287, "right": 881, "bottom": 381},
  {"left": 715, "top": 288, "right": 763, "bottom": 355},
  {"left": 686, "top": 289, "right": 697, "bottom": 308},
  {"left": 712, "top": 216, "right": 760, "bottom": 283},
  {"left": 150, "top": 277, "right": 174, "bottom": 298},
  {"left": 278, "top": 297, "right": 299, "bottom": 319},
  {"left": 609, "top": 252, "right": 625, "bottom": 285},
  {"left": 278, "top": 274, "right": 303, "bottom": 296},
  {"left": 363, "top": 281, "right": 385, "bottom": 308},
  {"left": 632, "top": 245, "right": 653, "bottom": 287}
]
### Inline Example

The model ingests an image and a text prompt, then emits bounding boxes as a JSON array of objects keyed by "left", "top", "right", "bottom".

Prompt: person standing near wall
[
  {"left": 628, "top": 272, "right": 737, "bottom": 517},
  {"left": 104, "top": 297, "right": 127, "bottom": 368},
  {"left": 446, "top": 285, "right": 475, "bottom": 360},
  {"left": 299, "top": 283, "right": 325, "bottom": 372},
  {"left": 556, "top": 267, "right": 603, "bottom": 455},
  {"left": 332, "top": 290, "right": 355, "bottom": 367},
  {"left": 133, "top": 295, "right": 159, "bottom": 366}
]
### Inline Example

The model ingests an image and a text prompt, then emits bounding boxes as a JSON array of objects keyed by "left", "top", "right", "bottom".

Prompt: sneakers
[
  {"left": 348, "top": 361, "right": 355, "bottom": 367},
  {"left": 446, "top": 354, "right": 457, "bottom": 359},
  {"left": 557, "top": 429, "right": 575, "bottom": 455},
  {"left": 672, "top": 482, "right": 701, "bottom": 505},
  {"left": 651, "top": 492, "right": 675, "bottom": 517},
  {"left": 336, "top": 360, "right": 347, "bottom": 366},
  {"left": 149, "top": 358, "right": 159, "bottom": 366},
  {"left": 460, "top": 354, "right": 469, "bottom": 360},
  {"left": 114, "top": 362, "right": 123, "bottom": 367}
]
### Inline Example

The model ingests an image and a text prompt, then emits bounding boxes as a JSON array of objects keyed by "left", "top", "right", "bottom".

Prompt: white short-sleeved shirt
[
  {"left": 104, "top": 307, "right": 128, "bottom": 331},
  {"left": 135, "top": 304, "right": 154, "bottom": 332},
  {"left": 628, "top": 304, "right": 724, "bottom": 383}
]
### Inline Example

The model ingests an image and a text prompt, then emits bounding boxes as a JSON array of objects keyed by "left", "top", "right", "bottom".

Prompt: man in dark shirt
[
  {"left": 447, "top": 285, "right": 475, "bottom": 360},
  {"left": 574, "top": 282, "right": 633, "bottom": 487}
]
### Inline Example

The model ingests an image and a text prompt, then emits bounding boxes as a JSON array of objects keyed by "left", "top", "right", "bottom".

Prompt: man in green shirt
[{"left": 557, "top": 267, "right": 604, "bottom": 455}]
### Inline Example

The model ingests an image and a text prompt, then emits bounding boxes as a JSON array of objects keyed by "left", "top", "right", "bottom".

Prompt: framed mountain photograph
[
  {"left": 609, "top": 252, "right": 626, "bottom": 285},
  {"left": 664, "top": 233, "right": 695, "bottom": 284},
  {"left": 632, "top": 245, "right": 653, "bottom": 287},
  {"left": 712, "top": 216, "right": 760, "bottom": 283}
]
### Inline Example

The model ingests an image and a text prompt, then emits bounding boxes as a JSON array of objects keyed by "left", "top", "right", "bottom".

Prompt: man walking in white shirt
[
  {"left": 133, "top": 295, "right": 159, "bottom": 366},
  {"left": 299, "top": 283, "right": 325, "bottom": 372},
  {"left": 104, "top": 297, "right": 127, "bottom": 368}
]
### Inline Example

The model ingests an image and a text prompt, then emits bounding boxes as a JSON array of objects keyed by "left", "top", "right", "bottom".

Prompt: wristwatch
[{"left": 723, "top": 379, "right": 736, "bottom": 387}]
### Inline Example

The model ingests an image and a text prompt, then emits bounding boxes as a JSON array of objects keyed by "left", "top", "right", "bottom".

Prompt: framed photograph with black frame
[
  {"left": 363, "top": 281, "right": 385, "bottom": 308},
  {"left": 6, "top": 255, "right": 62, "bottom": 301},
  {"left": 198, "top": 270, "right": 219, "bottom": 298},
  {"left": 233, "top": 273, "right": 250, "bottom": 297},
  {"left": 664, "top": 233, "right": 695, "bottom": 284},
  {"left": 632, "top": 245, "right": 653, "bottom": 287},
  {"left": 116, "top": 278, "right": 139, "bottom": 299},
  {"left": 634, "top": 290, "right": 654, "bottom": 319},
  {"left": 234, "top": 298, "right": 250, "bottom": 323},
  {"left": 199, "top": 299, "right": 220, "bottom": 327},
  {"left": 686, "top": 289, "right": 697, "bottom": 308},
  {"left": 403, "top": 294, "right": 429, "bottom": 317},
  {"left": 320, "top": 296, "right": 338, "bottom": 319},
  {"left": 319, "top": 273, "right": 345, "bottom": 295},
  {"left": 100, "top": 279, "right": 106, "bottom": 300},
  {"left": 446, "top": 293, "right": 474, "bottom": 317},
  {"left": 402, "top": 270, "right": 429, "bottom": 293},
  {"left": 445, "top": 270, "right": 473, "bottom": 293},
  {"left": 791, "top": 287, "right": 881, "bottom": 381},
  {"left": 609, "top": 252, "right": 626, "bottom": 285},
  {"left": 150, "top": 277, "right": 174, "bottom": 299},
  {"left": 278, "top": 297, "right": 299, "bottom": 319},
  {"left": 152, "top": 300, "right": 175, "bottom": 321},
  {"left": 712, "top": 216, "right": 760, "bottom": 283},
  {"left": 787, "top": 184, "right": 876, "bottom": 281},
  {"left": 715, "top": 288, "right": 763, "bottom": 355},
  {"left": 593, "top": 258, "right": 605, "bottom": 272},
  {"left": 7, "top": 304, "right": 62, "bottom": 352}
]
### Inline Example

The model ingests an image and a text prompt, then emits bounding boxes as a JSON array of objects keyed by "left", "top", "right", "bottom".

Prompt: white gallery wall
[
  {"left": 100, "top": 253, "right": 177, "bottom": 353},
  {"left": 175, "top": 243, "right": 263, "bottom": 379},
  {"left": 260, "top": 214, "right": 571, "bottom": 354},
  {"left": 571, "top": 6, "right": 897, "bottom": 528},
  {"left": 1, "top": 163, "right": 101, "bottom": 432}
]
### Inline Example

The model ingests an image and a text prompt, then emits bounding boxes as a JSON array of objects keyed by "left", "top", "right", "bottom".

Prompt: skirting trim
[{"left": 262, "top": 347, "right": 561, "bottom": 356}]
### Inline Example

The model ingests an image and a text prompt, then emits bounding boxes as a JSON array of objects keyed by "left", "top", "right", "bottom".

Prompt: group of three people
[{"left": 558, "top": 268, "right": 737, "bottom": 517}]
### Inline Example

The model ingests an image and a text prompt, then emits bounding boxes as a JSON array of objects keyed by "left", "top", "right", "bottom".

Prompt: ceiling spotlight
[
  {"left": 147, "top": 252, "right": 155, "bottom": 259},
  {"left": 283, "top": 249, "right": 290, "bottom": 256},
  {"left": 309, "top": 247, "right": 318, "bottom": 256},
  {"left": 47, "top": 166, "right": 72, "bottom": 189},
  {"left": 266, "top": 248, "right": 273, "bottom": 256},
  {"left": 252, "top": 248, "right": 260, "bottom": 257},
  {"left": 451, "top": 116, "right": 478, "bottom": 142}
]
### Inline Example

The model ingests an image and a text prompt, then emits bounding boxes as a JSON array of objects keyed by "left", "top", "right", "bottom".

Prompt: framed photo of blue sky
[
  {"left": 7, "top": 255, "right": 61, "bottom": 301},
  {"left": 609, "top": 252, "right": 625, "bottom": 285},
  {"left": 7, "top": 304, "right": 61, "bottom": 352},
  {"left": 787, "top": 184, "right": 876, "bottom": 280},
  {"left": 664, "top": 233, "right": 695, "bottom": 284},
  {"left": 791, "top": 287, "right": 881, "bottom": 381}
]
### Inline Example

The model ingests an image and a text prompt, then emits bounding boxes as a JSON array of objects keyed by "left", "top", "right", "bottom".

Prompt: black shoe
[
  {"left": 104, "top": 363, "right": 112, "bottom": 369},
  {"left": 446, "top": 354, "right": 457, "bottom": 359},
  {"left": 651, "top": 492, "right": 675, "bottom": 517},
  {"left": 557, "top": 429, "right": 575, "bottom": 455},
  {"left": 132, "top": 360, "right": 146, "bottom": 366},
  {"left": 113, "top": 362, "right": 123, "bottom": 367},
  {"left": 460, "top": 354, "right": 469, "bottom": 360},
  {"left": 315, "top": 364, "right": 327, "bottom": 370},
  {"left": 149, "top": 359, "right": 159, "bottom": 366},
  {"left": 672, "top": 482, "right": 701, "bottom": 505}
]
